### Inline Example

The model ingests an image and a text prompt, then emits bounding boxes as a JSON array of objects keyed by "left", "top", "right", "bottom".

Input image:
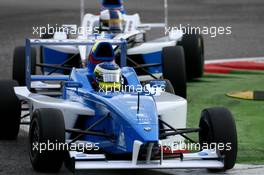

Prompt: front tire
[
  {"left": 0, "top": 80, "right": 21, "bottom": 140},
  {"left": 162, "top": 46, "right": 187, "bottom": 98},
  {"left": 199, "top": 107, "right": 237, "bottom": 171},
  {"left": 29, "top": 108, "right": 65, "bottom": 173}
]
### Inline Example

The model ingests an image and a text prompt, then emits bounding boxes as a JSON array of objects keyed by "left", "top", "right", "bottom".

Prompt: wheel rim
[{"left": 199, "top": 116, "right": 213, "bottom": 145}]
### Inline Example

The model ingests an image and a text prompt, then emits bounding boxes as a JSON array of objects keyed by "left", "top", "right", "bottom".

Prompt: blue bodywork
[
  {"left": 26, "top": 39, "right": 160, "bottom": 154},
  {"left": 42, "top": 47, "right": 70, "bottom": 73},
  {"left": 142, "top": 51, "right": 162, "bottom": 74},
  {"left": 66, "top": 67, "right": 159, "bottom": 154}
]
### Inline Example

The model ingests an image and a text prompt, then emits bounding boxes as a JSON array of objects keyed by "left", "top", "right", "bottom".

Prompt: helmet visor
[{"left": 103, "top": 73, "right": 120, "bottom": 83}]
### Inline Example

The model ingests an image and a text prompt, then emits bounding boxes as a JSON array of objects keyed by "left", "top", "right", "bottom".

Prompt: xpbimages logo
[
  {"left": 32, "top": 140, "right": 100, "bottom": 153},
  {"left": 165, "top": 24, "right": 232, "bottom": 38},
  {"left": 98, "top": 83, "right": 166, "bottom": 95},
  {"left": 162, "top": 141, "right": 233, "bottom": 153},
  {"left": 32, "top": 24, "right": 100, "bottom": 37}
]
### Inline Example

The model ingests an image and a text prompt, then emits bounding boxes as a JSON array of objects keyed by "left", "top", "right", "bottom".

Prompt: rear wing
[
  {"left": 25, "top": 38, "right": 127, "bottom": 89},
  {"left": 80, "top": 0, "right": 168, "bottom": 31}
]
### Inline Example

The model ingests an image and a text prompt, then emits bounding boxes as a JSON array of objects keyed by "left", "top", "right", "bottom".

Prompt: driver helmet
[
  {"left": 94, "top": 62, "right": 121, "bottom": 91},
  {"left": 99, "top": 9, "right": 124, "bottom": 33}
]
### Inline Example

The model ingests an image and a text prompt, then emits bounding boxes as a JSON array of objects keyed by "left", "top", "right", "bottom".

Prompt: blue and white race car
[{"left": 2, "top": 38, "right": 236, "bottom": 173}]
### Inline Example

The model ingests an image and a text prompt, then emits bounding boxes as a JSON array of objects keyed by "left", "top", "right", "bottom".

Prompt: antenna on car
[
  {"left": 137, "top": 92, "right": 140, "bottom": 114},
  {"left": 164, "top": 0, "right": 168, "bottom": 35},
  {"left": 80, "top": 0, "right": 85, "bottom": 24}
]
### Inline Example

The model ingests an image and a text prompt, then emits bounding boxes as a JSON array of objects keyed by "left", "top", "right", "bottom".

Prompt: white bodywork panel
[
  {"left": 154, "top": 92, "right": 187, "bottom": 143},
  {"left": 15, "top": 87, "right": 94, "bottom": 139},
  {"left": 127, "top": 40, "right": 177, "bottom": 55},
  {"left": 78, "top": 13, "right": 99, "bottom": 60},
  {"left": 31, "top": 81, "right": 61, "bottom": 89},
  {"left": 73, "top": 159, "right": 223, "bottom": 170},
  {"left": 123, "top": 14, "right": 141, "bottom": 32}
]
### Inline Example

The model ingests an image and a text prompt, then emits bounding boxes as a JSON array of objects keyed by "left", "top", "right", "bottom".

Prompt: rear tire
[
  {"left": 199, "top": 107, "right": 237, "bottom": 171},
  {"left": 13, "top": 46, "right": 36, "bottom": 86},
  {"left": 29, "top": 108, "right": 65, "bottom": 173},
  {"left": 0, "top": 80, "right": 21, "bottom": 140},
  {"left": 162, "top": 46, "right": 187, "bottom": 98},
  {"left": 180, "top": 32, "right": 204, "bottom": 80}
]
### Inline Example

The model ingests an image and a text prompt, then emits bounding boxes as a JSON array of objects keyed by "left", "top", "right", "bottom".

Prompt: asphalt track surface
[{"left": 0, "top": 0, "right": 264, "bottom": 174}]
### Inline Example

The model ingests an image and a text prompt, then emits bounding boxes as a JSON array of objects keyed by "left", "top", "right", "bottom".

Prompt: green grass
[{"left": 187, "top": 73, "right": 264, "bottom": 164}]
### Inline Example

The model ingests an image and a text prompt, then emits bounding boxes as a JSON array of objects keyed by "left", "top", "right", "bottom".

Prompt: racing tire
[
  {"left": 13, "top": 46, "right": 36, "bottom": 86},
  {"left": 0, "top": 80, "right": 21, "bottom": 140},
  {"left": 180, "top": 32, "right": 204, "bottom": 80},
  {"left": 29, "top": 108, "right": 65, "bottom": 173},
  {"left": 199, "top": 107, "right": 237, "bottom": 171},
  {"left": 162, "top": 46, "right": 187, "bottom": 98}
]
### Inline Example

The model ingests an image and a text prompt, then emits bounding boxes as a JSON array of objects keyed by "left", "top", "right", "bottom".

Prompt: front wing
[{"left": 66, "top": 140, "right": 224, "bottom": 172}]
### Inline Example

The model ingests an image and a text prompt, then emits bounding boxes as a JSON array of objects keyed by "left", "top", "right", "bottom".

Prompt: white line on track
[{"left": 205, "top": 56, "right": 264, "bottom": 64}]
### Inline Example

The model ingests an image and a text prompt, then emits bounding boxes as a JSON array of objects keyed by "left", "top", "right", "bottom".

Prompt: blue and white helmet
[{"left": 100, "top": 9, "right": 124, "bottom": 33}]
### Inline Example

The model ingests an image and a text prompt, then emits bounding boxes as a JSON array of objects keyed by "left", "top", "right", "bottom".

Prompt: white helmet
[{"left": 94, "top": 62, "right": 121, "bottom": 90}]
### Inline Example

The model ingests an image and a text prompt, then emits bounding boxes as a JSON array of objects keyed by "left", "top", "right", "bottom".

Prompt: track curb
[{"left": 204, "top": 57, "right": 264, "bottom": 74}]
